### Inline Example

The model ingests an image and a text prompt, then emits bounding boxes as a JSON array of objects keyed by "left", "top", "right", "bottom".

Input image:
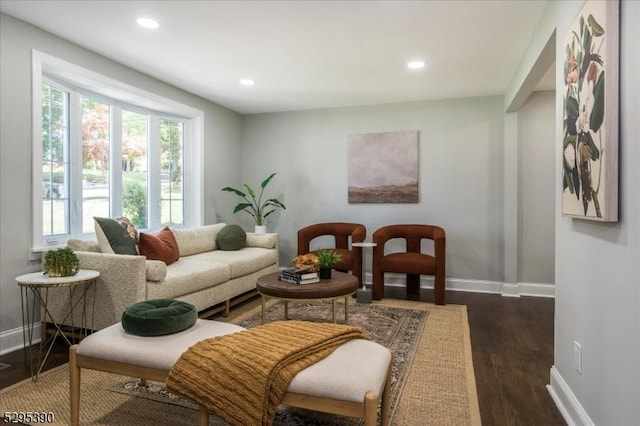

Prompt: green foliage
[
  {"left": 562, "top": 10, "right": 608, "bottom": 218},
  {"left": 221, "top": 173, "right": 286, "bottom": 226},
  {"left": 590, "top": 71, "right": 605, "bottom": 133},
  {"left": 315, "top": 248, "right": 342, "bottom": 269},
  {"left": 123, "top": 181, "right": 147, "bottom": 228},
  {"left": 44, "top": 247, "right": 79, "bottom": 277}
]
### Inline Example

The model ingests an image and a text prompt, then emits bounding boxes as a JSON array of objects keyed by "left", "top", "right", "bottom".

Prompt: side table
[
  {"left": 352, "top": 242, "right": 377, "bottom": 303},
  {"left": 16, "top": 269, "right": 99, "bottom": 381}
]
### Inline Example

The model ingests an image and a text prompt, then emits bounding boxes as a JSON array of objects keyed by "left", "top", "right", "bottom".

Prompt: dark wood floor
[{"left": 1, "top": 290, "right": 565, "bottom": 425}]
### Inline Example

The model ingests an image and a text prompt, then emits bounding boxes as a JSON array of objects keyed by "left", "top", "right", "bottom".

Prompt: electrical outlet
[{"left": 574, "top": 341, "right": 582, "bottom": 375}]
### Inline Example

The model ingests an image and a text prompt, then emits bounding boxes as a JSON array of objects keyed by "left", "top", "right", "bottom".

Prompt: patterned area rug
[
  {"left": 1, "top": 300, "right": 479, "bottom": 425},
  {"left": 110, "top": 300, "right": 427, "bottom": 425}
]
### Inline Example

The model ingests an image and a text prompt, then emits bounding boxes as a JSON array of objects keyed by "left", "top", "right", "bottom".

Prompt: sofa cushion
[
  {"left": 94, "top": 217, "right": 139, "bottom": 255},
  {"left": 196, "top": 247, "right": 278, "bottom": 279},
  {"left": 171, "top": 223, "right": 226, "bottom": 256},
  {"left": 146, "top": 258, "right": 231, "bottom": 300},
  {"left": 139, "top": 227, "right": 180, "bottom": 265},
  {"left": 246, "top": 233, "right": 278, "bottom": 249},
  {"left": 121, "top": 299, "right": 197, "bottom": 337},
  {"left": 216, "top": 224, "right": 247, "bottom": 251}
]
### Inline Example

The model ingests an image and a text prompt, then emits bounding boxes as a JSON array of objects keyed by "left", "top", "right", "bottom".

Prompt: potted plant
[
  {"left": 43, "top": 247, "right": 80, "bottom": 277},
  {"left": 315, "top": 248, "right": 342, "bottom": 279},
  {"left": 221, "top": 172, "right": 286, "bottom": 233}
]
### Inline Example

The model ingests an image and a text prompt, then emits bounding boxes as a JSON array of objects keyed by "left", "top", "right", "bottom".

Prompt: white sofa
[{"left": 47, "top": 223, "right": 279, "bottom": 331}]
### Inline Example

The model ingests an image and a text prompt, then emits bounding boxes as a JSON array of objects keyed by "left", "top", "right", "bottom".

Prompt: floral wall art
[
  {"left": 348, "top": 130, "right": 419, "bottom": 203},
  {"left": 562, "top": 0, "right": 619, "bottom": 221}
]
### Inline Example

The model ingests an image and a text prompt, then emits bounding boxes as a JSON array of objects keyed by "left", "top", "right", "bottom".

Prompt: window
[{"left": 33, "top": 51, "right": 203, "bottom": 249}]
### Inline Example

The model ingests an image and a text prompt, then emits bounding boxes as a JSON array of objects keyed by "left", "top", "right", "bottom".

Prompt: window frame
[{"left": 31, "top": 50, "right": 204, "bottom": 252}]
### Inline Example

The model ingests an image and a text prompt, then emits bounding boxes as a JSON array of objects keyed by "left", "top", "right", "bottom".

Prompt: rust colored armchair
[
  {"left": 372, "top": 224, "right": 446, "bottom": 304},
  {"left": 297, "top": 222, "right": 366, "bottom": 284}
]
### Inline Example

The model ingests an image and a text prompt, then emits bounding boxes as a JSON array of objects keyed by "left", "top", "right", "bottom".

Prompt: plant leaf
[
  {"left": 579, "top": 132, "right": 600, "bottom": 161},
  {"left": 243, "top": 184, "right": 256, "bottom": 198},
  {"left": 221, "top": 186, "right": 245, "bottom": 197},
  {"left": 590, "top": 71, "right": 605, "bottom": 133},
  {"left": 233, "top": 203, "right": 252, "bottom": 214},
  {"left": 588, "top": 14, "right": 605, "bottom": 37},
  {"left": 572, "top": 165, "right": 580, "bottom": 199},
  {"left": 582, "top": 27, "right": 591, "bottom": 53},
  {"left": 265, "top": 198, "right": 286, "bottom": 209},
  {"left": 564, "top": 134, "right": 577, "bottom": 149},
  {"left": 566, "top": 96, "right": 579, "bottom": 132},
  {"left": 261, "top": 172, "right": 277, "bottom": 189}
]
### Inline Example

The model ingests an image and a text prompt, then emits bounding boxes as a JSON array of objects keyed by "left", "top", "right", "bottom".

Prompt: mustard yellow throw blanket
[{"left": 166, "top": 320, "right": 369, "bottom": 426}]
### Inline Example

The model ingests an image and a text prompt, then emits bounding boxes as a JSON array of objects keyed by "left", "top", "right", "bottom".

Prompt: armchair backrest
[
  {"left": 297, "top": 222, "right": 366, "bottom": 255},
  {"left": 372, "top": 224, "right": 446, "bottom": 260}
]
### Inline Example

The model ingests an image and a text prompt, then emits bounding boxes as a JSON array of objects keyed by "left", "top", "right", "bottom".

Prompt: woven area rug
[{"left": 0, "top": 299, "right": 480, "bottom": 426}]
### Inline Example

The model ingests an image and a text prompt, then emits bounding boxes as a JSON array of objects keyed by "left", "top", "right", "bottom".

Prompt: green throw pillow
[
  {"left": 215, "top": 224, "right": 247, "bottom": 251},
  {"left": 94, "top": 217, "right": 138, "bottom": 255},
  {"left": 121, "top": 299, "right": 197, "bottom": 336}
]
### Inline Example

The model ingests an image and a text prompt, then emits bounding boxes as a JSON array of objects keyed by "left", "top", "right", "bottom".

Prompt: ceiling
[{"left": 0, "top": 0, "right": 552, "bottom": 115}]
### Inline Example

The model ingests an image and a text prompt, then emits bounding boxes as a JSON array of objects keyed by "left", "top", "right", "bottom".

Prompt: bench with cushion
[{"left": 70, "top": 319, "right": 392, "bottom": 426}]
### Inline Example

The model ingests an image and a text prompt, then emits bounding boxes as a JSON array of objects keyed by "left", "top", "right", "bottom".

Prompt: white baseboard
[
  {"left": 547, "top": 366, "right": 594, "bottom": 426},
  {"left": 370, "top": 273, "right": 555, "bottom": 298},
  {"left": 0, "top": 323, "right": 41, "bottom": 356}
]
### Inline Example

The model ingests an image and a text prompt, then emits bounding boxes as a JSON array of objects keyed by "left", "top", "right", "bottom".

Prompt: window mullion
[
  {"left": 69, "top": 92, "right": 83, "bottom": 237},
  {"left": 110, "top": 106, "right": 123, "bottom": 218},
  {"left": 148, "top": 116, "right": 161, "bottom": 229}
]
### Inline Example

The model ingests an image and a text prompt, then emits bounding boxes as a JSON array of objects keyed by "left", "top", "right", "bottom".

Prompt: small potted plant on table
[
  {"left": 316, "top": 248, "right": 342, "bottom": 279},
  {"left": 43, "top": 247, "right": 80, "bottom": 277}
]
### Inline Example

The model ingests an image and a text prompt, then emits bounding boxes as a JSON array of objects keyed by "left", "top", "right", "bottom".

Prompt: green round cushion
[
  {"left": 121, "top": 299, "right": 197, "bottom": 336},
  {"left": 216, "top": 224, "right": 247, "bottom": 251}
]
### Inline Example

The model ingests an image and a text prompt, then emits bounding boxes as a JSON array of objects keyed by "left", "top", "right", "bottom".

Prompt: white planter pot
[{"left": 254, "top": 225, "right": 267, "bottom": 234}]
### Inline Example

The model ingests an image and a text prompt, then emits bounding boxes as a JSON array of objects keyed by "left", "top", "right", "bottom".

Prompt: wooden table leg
[
  {"left": 261, "top": 296, "right": 266, "bottom": 324},
  {"left": 284, "top": 301, "right": 289, "bottom": 320},
  {"left": 332, "top": 300, "right": 336, "bottom": 323},
  {"left": 344, "top": 296, "right": 349, "bottom": 322}
]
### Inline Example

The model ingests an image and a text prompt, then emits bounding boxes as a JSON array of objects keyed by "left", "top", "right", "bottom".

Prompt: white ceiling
[{"left": 0, "top": 0, "right": 552, "bottom": 115}]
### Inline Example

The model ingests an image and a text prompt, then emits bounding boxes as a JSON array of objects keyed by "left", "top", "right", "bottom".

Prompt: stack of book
[{"left": 278, "top": 268, "right": 320, "bottom": 285}]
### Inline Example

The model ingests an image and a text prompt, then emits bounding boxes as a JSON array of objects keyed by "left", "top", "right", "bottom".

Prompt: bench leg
[
  {"left": 69, "top": 345, "right": 80, "bottom": 426},
  {"left": 363, "top": 391, "right": 378, "bottom": 426},
  {"left": 381, "top": 367, "right": 391, "bottom": 426},
  {"left": 199, "top": 405, "right": 209, "bottom": 426}
]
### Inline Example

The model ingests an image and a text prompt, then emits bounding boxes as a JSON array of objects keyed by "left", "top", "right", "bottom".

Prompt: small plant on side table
[
  {"left": 316, "top": 248, "right": 342, "bottom": 279},
  {"left": 43, "top": 247, "right": 79, "bottom": 277}
]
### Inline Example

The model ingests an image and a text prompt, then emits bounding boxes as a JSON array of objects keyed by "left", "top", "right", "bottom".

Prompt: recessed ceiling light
[
  {"left": 407, "top": 60, "right": 426, "bottom": 69},
  {"left": 240, "top": 79, "right": 256, "bottom": 86},
  {"left": 137, "top": 18, "right": 159, "bottom": 29}
]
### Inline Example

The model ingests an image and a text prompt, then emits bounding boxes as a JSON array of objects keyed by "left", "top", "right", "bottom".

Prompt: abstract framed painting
[
  {"left": 562, "top": 0, "right": 619, "bottom": 221},
  {"left": 348, "top": 130, "right": 419, "bottom": 203}
]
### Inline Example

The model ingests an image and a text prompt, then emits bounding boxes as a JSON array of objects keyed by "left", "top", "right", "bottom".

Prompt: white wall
[
  {"left": 518, "top": 90, "right": 555, "bottom": 285},
  {"left": 239, "top": 97, "right": 507, "bottom": 285},
  {"left": 0, "top": 14, "right": 243, "bottom": 347},
  {"left": 509, "top": 1, "right": 640, "bottom": 424}
]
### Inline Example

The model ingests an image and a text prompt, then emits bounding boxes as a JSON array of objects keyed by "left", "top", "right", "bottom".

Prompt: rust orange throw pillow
[{"left": 139, "top": 227, "right": 180, "bottom": 265}]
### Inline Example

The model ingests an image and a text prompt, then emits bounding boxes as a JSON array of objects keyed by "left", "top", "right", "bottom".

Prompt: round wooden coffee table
[{"left": 256, "top": 271, "right": 359, "bottom": 324}]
